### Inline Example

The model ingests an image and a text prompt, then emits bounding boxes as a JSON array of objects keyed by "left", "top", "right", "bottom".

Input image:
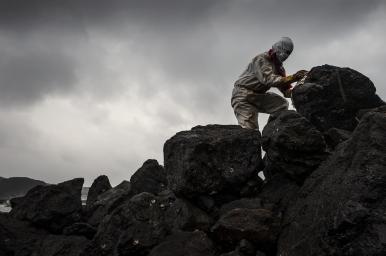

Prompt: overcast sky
[{"left": 0, "top": 0, "right": 385, "bottom": 186}]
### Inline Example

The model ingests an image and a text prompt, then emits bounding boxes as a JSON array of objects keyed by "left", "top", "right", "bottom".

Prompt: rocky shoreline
[{"left": 1, "top": 64, "right": 385, "bottom": 256}]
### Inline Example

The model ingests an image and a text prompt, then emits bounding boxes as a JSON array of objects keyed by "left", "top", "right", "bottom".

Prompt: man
[{"left": 231, "top": 37, "right": 307, "bottom": 130}]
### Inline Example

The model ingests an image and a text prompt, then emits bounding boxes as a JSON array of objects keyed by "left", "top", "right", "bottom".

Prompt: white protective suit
[{"left": 231, "top": 38, "right": 295, "bottom": 130}]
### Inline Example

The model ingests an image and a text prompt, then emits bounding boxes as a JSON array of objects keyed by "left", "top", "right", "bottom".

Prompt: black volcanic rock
[
  {"left": 211, "top": 208, "right": 280, "bottom": 254},
  {"left": 33, "top": 234, "right": 89, "bottom": 256},
  {"left": 10, "top": 178, "right": 83, "bottom": 233},
  {"left": 63, "top": 222, "right": 97, "bottom": 239},
  {"left": 148, "top": 231, "right": 216, "bottom": 256},
  {"left": 258, "top": 173, "right": 300, "bottom": 214},
  {"left": 130, "top": 159, "right": 167, "bottom": 195},
  {"left": 292, "top": 64, "right": 385, "bottom": 132},
  {"left": 164, "top": 125, "right": 262, "bottom": 198},
  {"left": 86, "top": 180, "right": 133, "bottom": 227},
  {"left": 86, "top": 175, "right": 112, "bottom": 207},
  {"left": 0, "top": 177, "right": 46, "bottom": 200},
  {"left": 0, "top": 213, "right": 48, "bottom": 256},
  {"left": 262, "top": 110, "right": 328, "bottom": 182},
  {"left": 323, "top": 127, "right": 351, "bottom": 150},
  {"left": 219, "top": 198, "right": 262, "bottom": 216},
  {"left": 278, "top": 111, "right": 386, "bottom": 256},
  {"left": 83, "top": 190, "right": 212, "bottom": 256}
]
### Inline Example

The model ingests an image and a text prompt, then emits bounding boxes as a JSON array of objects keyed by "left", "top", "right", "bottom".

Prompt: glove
[{"left": 293, "top": 70, "right": 308, "bottom": 80}]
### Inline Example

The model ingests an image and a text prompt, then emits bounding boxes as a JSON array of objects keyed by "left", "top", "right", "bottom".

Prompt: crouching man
[{"left": 231, "top": 37, "right": 307, "bottom": 130}]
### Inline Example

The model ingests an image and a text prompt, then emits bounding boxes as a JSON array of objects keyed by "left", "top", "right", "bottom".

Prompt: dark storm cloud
[
  {"left": 0, "top": 0, "right": 384, "bottom": 109},
  {"left": 0, "top": 39, "right": 76, "bottom": 107}
]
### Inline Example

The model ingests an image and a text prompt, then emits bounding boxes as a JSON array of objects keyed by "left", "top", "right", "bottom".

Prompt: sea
[{"left": 0, "top": 187, "right": 89, "bottom": 213}]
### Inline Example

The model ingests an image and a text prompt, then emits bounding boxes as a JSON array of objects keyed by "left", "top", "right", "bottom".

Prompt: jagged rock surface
[
  {"left": 82, "top": 190, "right": 212, "bottom": 256},
  {"left": 292, "top": 64, "right": 385, "bottom": 132},
  {"left": 262, "top": 110, "right": 328, "bottom": 182},
  {"left": 32, "top": 234, "right": 89, "bottom": 256},
  {"left": 86, "top": 180, "right": 133, "bottom": 227},
  {"left": 164, "top": 125, "right": 262, "bottom": 198},
  {"left": 0, "top": 213, "right": 48, "bottom": 255},
  {"left": 278, "top": 111, "right": 386, "bottom": 256},
  {"left": 212, "top": 208, "right": 280, "bottom": 254},
  {"left": 86, "top": 175, "right": 112, "bottom": 207},
  {"left": 10, "top": 178, "right": 83, "bottom": 233},
  {"left": 130, "top": 159, "right": 167, "bottom": 195},
  {"left": 148, "top": 231, "right": 216, "bottom": 256}
]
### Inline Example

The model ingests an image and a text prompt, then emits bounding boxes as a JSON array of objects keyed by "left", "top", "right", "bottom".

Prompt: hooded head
[{"left": 272, "top": 37, "right": 294, "bottom": 63}]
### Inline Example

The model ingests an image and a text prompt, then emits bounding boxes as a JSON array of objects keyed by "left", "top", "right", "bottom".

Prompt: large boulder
[
  {"left": 148, "top": 231, "right": 216, "bottom": 256},
  {"left": 262, "top": 110, "right": 328, "bottom": 182},
  {"left": 292, "top": 64, "right": 385, "bottom": 132},
  {"left": 278, "top": 111, "right": 386, "bottom": 256},
  {"left": 211, "top": 208, "right": 280, "bottom": 254},
  {"left": 164, "top": 125, "right": 262, "bottom": 198},
  {"left": 130, "top": 159, "right": 167, "bottom": 195},
  {"left": 86, "top": 180, "right": 133, "bottom": 227},
  {"left": 86, "top": 175, "right": 112, "bottom": 207},
  {"left": 10, "top": 178, "right": 84, "bottom": 233},
  {"left": 82, "top": 190, "right": 212, "bottom": 256}
]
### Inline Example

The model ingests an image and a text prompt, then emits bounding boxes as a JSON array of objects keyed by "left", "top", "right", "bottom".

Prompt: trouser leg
[
  {"left": 231, "top": 96, "right": 259, "bottom": 130},
  {"left": 247, "top": 92, "right": 289, "bottom": 114}
]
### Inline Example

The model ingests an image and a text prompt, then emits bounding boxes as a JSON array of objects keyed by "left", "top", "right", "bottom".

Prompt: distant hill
[{"left": 0, "top": 177, "right": 47, "bottom": 200}]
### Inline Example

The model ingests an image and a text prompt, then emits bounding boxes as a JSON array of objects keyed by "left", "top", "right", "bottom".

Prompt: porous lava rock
[
  {"left": 10, "top": 178, "right": 84, "bottom": 233},
  {"left": 86, "top": 175, "right": 112, "bottom": 207},
  {"left": 278, "top": 111, "right": 386, "bottom": 256},
  {"left": 164, "top": 125, "right": 262, "bottom": 198},
  {"left": 148, "top": 230, "right": 216, "bottom": 256},
  {"left": 262, "top": 110, "right": 328, "bottom": 182},
  {"left": 130, "top": 159, "right": 167, "bottom": 195},
  {"left": 63, "top": 222, "right": 96, "bottom": 239},
  {"left": 82, "top": 190, "right": 212, "bottom": 256},
  {"left": 32, "top": 234, "right": 89, "bottom": 256},
  {"left": 86, "top": 180, "right": 133, "bottom": 227},
  {"left": 292, "top": 64, "right": 385, "bottom": 132},
  {"left": 0, "top": 213, "right": 47, "bottom": 256},
  {"left": 211, "top": 208, "right": 280, "bottom": 254}
]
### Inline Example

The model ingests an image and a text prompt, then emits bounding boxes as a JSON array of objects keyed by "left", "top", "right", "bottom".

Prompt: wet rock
[
  {"left": 130, "top": 159, "right": 167, "bottom": 195},
  {"left": 32, "top": 234, "right": 89, "bottom": 256},
  {"left": 63, "top": 222, "right": 96, "bottom": 239},
  {"left": 0, "top": 213, "right": 47, "bottom": 256},
  {"left": 278, "top": 112, "right": 386, "bottom": 256},
  {"left": 164, "top": 125, "right": 262, "bottom": 198},
  {"left": 292, "top": 64, "right": 385, "bottom": 131},
  {"left": 148, "top": 230, "right": 216, "bottom": 256},
  {"left": 86, "top": 175, "right": 112, "bottom": 207},
  {"left": 10, "top": 178, "right": 84, "bottom": 233},
  {"left": 219, "top": 198, "right": 262, "bottom": 216},
  {"left": 86, "top": 180, "right": 133, "bottom": 227},
  {"left": 211, "top": 208, "right": 280, "bottom": 254},
  {"left": 262, "top": 110, "right": 328, "bottom": 182},
  {"left": 83, "top": 190, "right": 212, "bottom": 256}
]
